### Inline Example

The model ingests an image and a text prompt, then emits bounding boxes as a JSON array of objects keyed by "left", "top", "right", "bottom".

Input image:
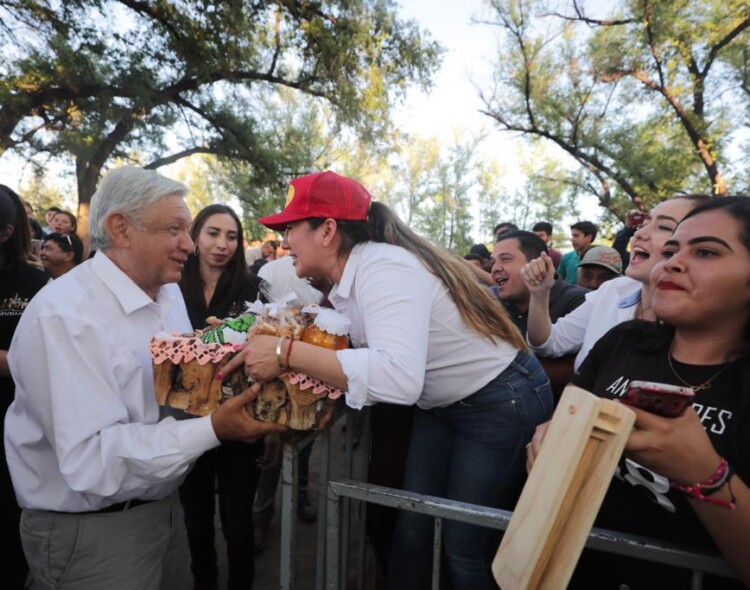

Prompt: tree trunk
[{"left": 76, "top": 157, "right": 100, "bottom": 255}]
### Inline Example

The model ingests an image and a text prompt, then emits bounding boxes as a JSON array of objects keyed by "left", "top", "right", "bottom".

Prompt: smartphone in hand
[
  {"left": 627, "top": 211, "right": 647, "bottom": 228},
  {"left": 30, "top": 238, "right": 43, "bottom": 257},
  {"left": 622, "top": 380, "right": 695, "bottom": 418}
]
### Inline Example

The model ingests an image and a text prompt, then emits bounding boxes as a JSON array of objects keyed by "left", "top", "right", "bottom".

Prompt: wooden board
[{"left": 492, "top": 385, "right": 635, "bottom": 589}]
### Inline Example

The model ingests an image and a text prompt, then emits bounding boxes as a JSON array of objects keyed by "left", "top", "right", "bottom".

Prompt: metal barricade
[
  {"left": 324, "top": 480, "right": 737, "bottom": 590},
  {"left": 279, "top": 407, "right": 370, "bottom": 590},
  {"left": 278, "top": 407, "right": 736, "bottom": 590}
]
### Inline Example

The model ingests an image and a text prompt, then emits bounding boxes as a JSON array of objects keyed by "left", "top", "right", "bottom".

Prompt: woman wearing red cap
[{"left": 223, "top": 170, "right": 553, "bottom": 590}]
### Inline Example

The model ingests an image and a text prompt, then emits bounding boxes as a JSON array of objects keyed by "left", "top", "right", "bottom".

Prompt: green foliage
[
  {"left": 0, "top": 0, "right": 442, "bottom": 218},
  {"left": 481, "top": 0, "right": 750, "bottom": 215}
]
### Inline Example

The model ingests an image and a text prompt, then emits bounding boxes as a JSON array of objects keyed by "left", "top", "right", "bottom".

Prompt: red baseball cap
[{"left": 259, "top": 171, "right": 372, "bottom": 231}]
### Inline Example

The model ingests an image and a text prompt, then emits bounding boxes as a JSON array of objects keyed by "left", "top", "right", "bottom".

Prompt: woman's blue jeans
[{"left": 386, "top": 351, "right": 553, "bottom": 590}]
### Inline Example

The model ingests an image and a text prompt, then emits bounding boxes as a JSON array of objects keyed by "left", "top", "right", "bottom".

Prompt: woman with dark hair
[
  {"left": 50, "top": 209, "right": 77, "bottom": 235},
  {"left": 524, "top": 195, "right": 712, "bottom": 370},
  {"left": 529, "top": 196, "right": 750, "bottom": 588},
  {"left": 41, "top": 232, "right": 84, "bottom": 278},
  {"left": 178, "top": 203, "right": 266, "bottom": 590},
  {"left": 0, "top": 185, "right": 49, "bottom": 589},
  {"left": 222, "top": 171, "right": 553, "bottom": 590}
]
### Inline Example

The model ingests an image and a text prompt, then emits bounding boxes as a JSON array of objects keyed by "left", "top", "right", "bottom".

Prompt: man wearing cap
[
  {"left": 576, "top": 245, "right": 622, "bottom": 290},
  {"left": 558, "top": 220, "right": 598, "bottom": 284}
]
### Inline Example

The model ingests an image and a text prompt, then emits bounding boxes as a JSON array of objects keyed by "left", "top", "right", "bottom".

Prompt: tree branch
[
  {"left": 144, "top": 147, "right": 217, "bottom": 169},
  {"left": 601, "top": 68, "right": 726, "bottom": 195},
  {"left": 702, "top": 14, "right": 750, "bottom": 77},
  {"left": 481, "top": 107, "right": 642, "bottom": 202},
  {"left": 539, "top": 0, "right": 637, "bottom": 28}
]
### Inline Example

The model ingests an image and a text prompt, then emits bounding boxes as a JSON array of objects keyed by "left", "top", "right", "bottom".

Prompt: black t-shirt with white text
[{"left": 570, "top": 321, "right": 748, "bottom": 589}]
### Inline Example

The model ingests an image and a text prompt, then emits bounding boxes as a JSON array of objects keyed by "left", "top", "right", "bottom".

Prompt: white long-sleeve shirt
[
  {"left": 330, "top": 242, "right": 519, "bottom": 410},
  {"left": 528, "top": 275, "right": 642, "bottom": 371},
  {"left": 5, "top": 252, "right": 219, "bottom": 511}
]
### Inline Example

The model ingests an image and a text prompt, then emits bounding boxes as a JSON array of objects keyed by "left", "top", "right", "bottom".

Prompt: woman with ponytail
[{"left": 223, "top": 171, "right": 553, "bottom": 590}]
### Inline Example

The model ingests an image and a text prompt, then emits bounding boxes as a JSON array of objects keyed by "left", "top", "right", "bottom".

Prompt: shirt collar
[
  {"left": 330, "top": 243, "right": 365, "bottom": 300},
  {"left": 91, "top": 251, "right": 178, "bottom": 315},
  {"left": 618, "top": 288, "right": 642, "bottom": 309}
]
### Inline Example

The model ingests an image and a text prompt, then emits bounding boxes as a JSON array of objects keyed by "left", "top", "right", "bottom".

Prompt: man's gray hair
[{"left": 89, "top": 167, "right": 188, "bottom": 251}]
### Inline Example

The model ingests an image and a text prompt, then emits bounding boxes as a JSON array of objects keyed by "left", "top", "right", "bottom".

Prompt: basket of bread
[{"left": 149, "top": 303, "right": 350, "bottom": 430}]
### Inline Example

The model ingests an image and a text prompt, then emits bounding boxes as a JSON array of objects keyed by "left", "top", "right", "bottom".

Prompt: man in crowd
[
  {"left": 558, "top": 220, "right": 598, "bottom": 285},
  {"left": 491, "top": 230, "right": 587, "bottom": 333},
  {"left": 5, "top": 167, "right": 285, "bottom": 590},
  {"left": 531, "top": 221, "right": 562, "bottom": 268},
  {"left": 40, "top": 231, "right": 84, "bottom": 279},
  {"left": 577, "top": 245, "right": 622, "bottom": 290},
  {"left": 494, "top": 221, "right": 519, "bottom": 240}
]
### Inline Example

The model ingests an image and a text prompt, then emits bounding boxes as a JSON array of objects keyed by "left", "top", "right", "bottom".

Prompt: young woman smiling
[
  {"left": 522, "top": 195, "right": 712, "bottom": 370},
  {"left": 178, "top": 204, "right": 266, "bottom": 590},
  {"left": 529, "top": 197, "right": 750, "bottom": 588}
]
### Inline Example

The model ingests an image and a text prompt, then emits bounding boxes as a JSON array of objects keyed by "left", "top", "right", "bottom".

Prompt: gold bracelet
[{"left": 276, "top": 336, "right": 287, "bottom": 370}]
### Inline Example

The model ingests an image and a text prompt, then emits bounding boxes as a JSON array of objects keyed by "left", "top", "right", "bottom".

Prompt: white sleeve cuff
[
  {"left": 176, "top": 415, "right": 221, "bottom": 454},
  {"left": 337, "top": 348, "right": 370, "bottom": 410},
  {"left": 527, "top": 333, "right": 554, "bottom": 355}
]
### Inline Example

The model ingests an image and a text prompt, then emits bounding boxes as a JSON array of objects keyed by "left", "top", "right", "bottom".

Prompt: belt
[{"left": 77, "top": 498, "right": 155, "bottom": 514}]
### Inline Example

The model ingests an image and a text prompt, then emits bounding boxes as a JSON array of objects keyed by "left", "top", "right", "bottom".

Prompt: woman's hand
[
  {"left": 625, "top": 406, "right": 721, "bottom": 485},
  {"left": 27, "top": 253, "right": 45, "bottom": 271},
  {"left": 219, "top": 335, "right": 285, "bottom": 384},
  {"left": 526, "top": 420, "right": 551, "bottom": 473},
  {"left": 521, "top": 252, "right": 556, "bottom": 295}
]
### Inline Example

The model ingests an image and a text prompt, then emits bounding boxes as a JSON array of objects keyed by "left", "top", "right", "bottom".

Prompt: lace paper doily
[
  {"left": 149, "top": 335, "right": 239, "bottom": 366},
  {"left": 283, "top": 371, "right": 345, "bottom": 399}
]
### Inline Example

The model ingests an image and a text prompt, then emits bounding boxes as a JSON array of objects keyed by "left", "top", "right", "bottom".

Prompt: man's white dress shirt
[
  {"left": 330, "top": 242, "right": 519, "bottom": 410},
  {"left": 5, "top": 253, "right": 219, "bottom": 511}
]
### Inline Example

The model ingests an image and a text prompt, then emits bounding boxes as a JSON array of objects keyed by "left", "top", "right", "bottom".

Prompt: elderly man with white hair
[{"left": 5, "top": 167, "right": 284, "bottom": 590}]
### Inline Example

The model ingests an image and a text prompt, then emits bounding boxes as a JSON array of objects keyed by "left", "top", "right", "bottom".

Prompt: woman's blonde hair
[{"left": 318, "top": 201, "right": 527, "bottom": 350}]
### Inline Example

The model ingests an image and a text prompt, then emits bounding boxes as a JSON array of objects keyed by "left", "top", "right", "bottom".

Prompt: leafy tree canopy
[
  {"left": 0, "top": 0, "right": 442, "bottom": 233},
  {"left": 480, "top": 0, "right": 750, "bottom": 218}
]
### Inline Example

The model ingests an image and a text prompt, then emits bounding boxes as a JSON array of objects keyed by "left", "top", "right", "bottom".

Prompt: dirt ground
[{"left": 172, "top": 414, "right": 369, "bottom": 590}]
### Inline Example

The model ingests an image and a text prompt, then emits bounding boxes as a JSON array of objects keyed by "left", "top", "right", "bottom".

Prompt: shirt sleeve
[
  {"left": 529, "top": 288, "right": 599, "bottom": 358},
  {"left": 336, "top": 256, "right": 431, "bottom": 409},
  {"left": 558, "top": 254, "right": 569, "bottom": 280},
  {"left": 10, "top": 313, "right": 219, "bottom": 499}
]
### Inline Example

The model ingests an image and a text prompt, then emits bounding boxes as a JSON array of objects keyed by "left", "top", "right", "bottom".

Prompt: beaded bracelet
[
  {"left": 285, "top": 339, "right": 294, "bottom": 370},
  {"left": 276, "top": 336, "right": 287, "bottom": 371},
  {"left": 671, "top": 457, "right": 736, "bottom": 510}
]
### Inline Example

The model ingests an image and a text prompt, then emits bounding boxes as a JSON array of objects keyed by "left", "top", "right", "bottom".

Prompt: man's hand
[{"left": 210, "top": 384, "right": 287, "bottom": 442}]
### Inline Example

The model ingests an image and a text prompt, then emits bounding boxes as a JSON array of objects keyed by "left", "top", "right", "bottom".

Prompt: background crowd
[{"left": 1, "top": 169, "right": 749, "bottom": 590}]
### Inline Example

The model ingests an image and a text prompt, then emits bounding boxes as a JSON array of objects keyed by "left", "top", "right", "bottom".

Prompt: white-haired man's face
[{"left": 119, "top": 195, "right": 193, "bottom": 297}]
